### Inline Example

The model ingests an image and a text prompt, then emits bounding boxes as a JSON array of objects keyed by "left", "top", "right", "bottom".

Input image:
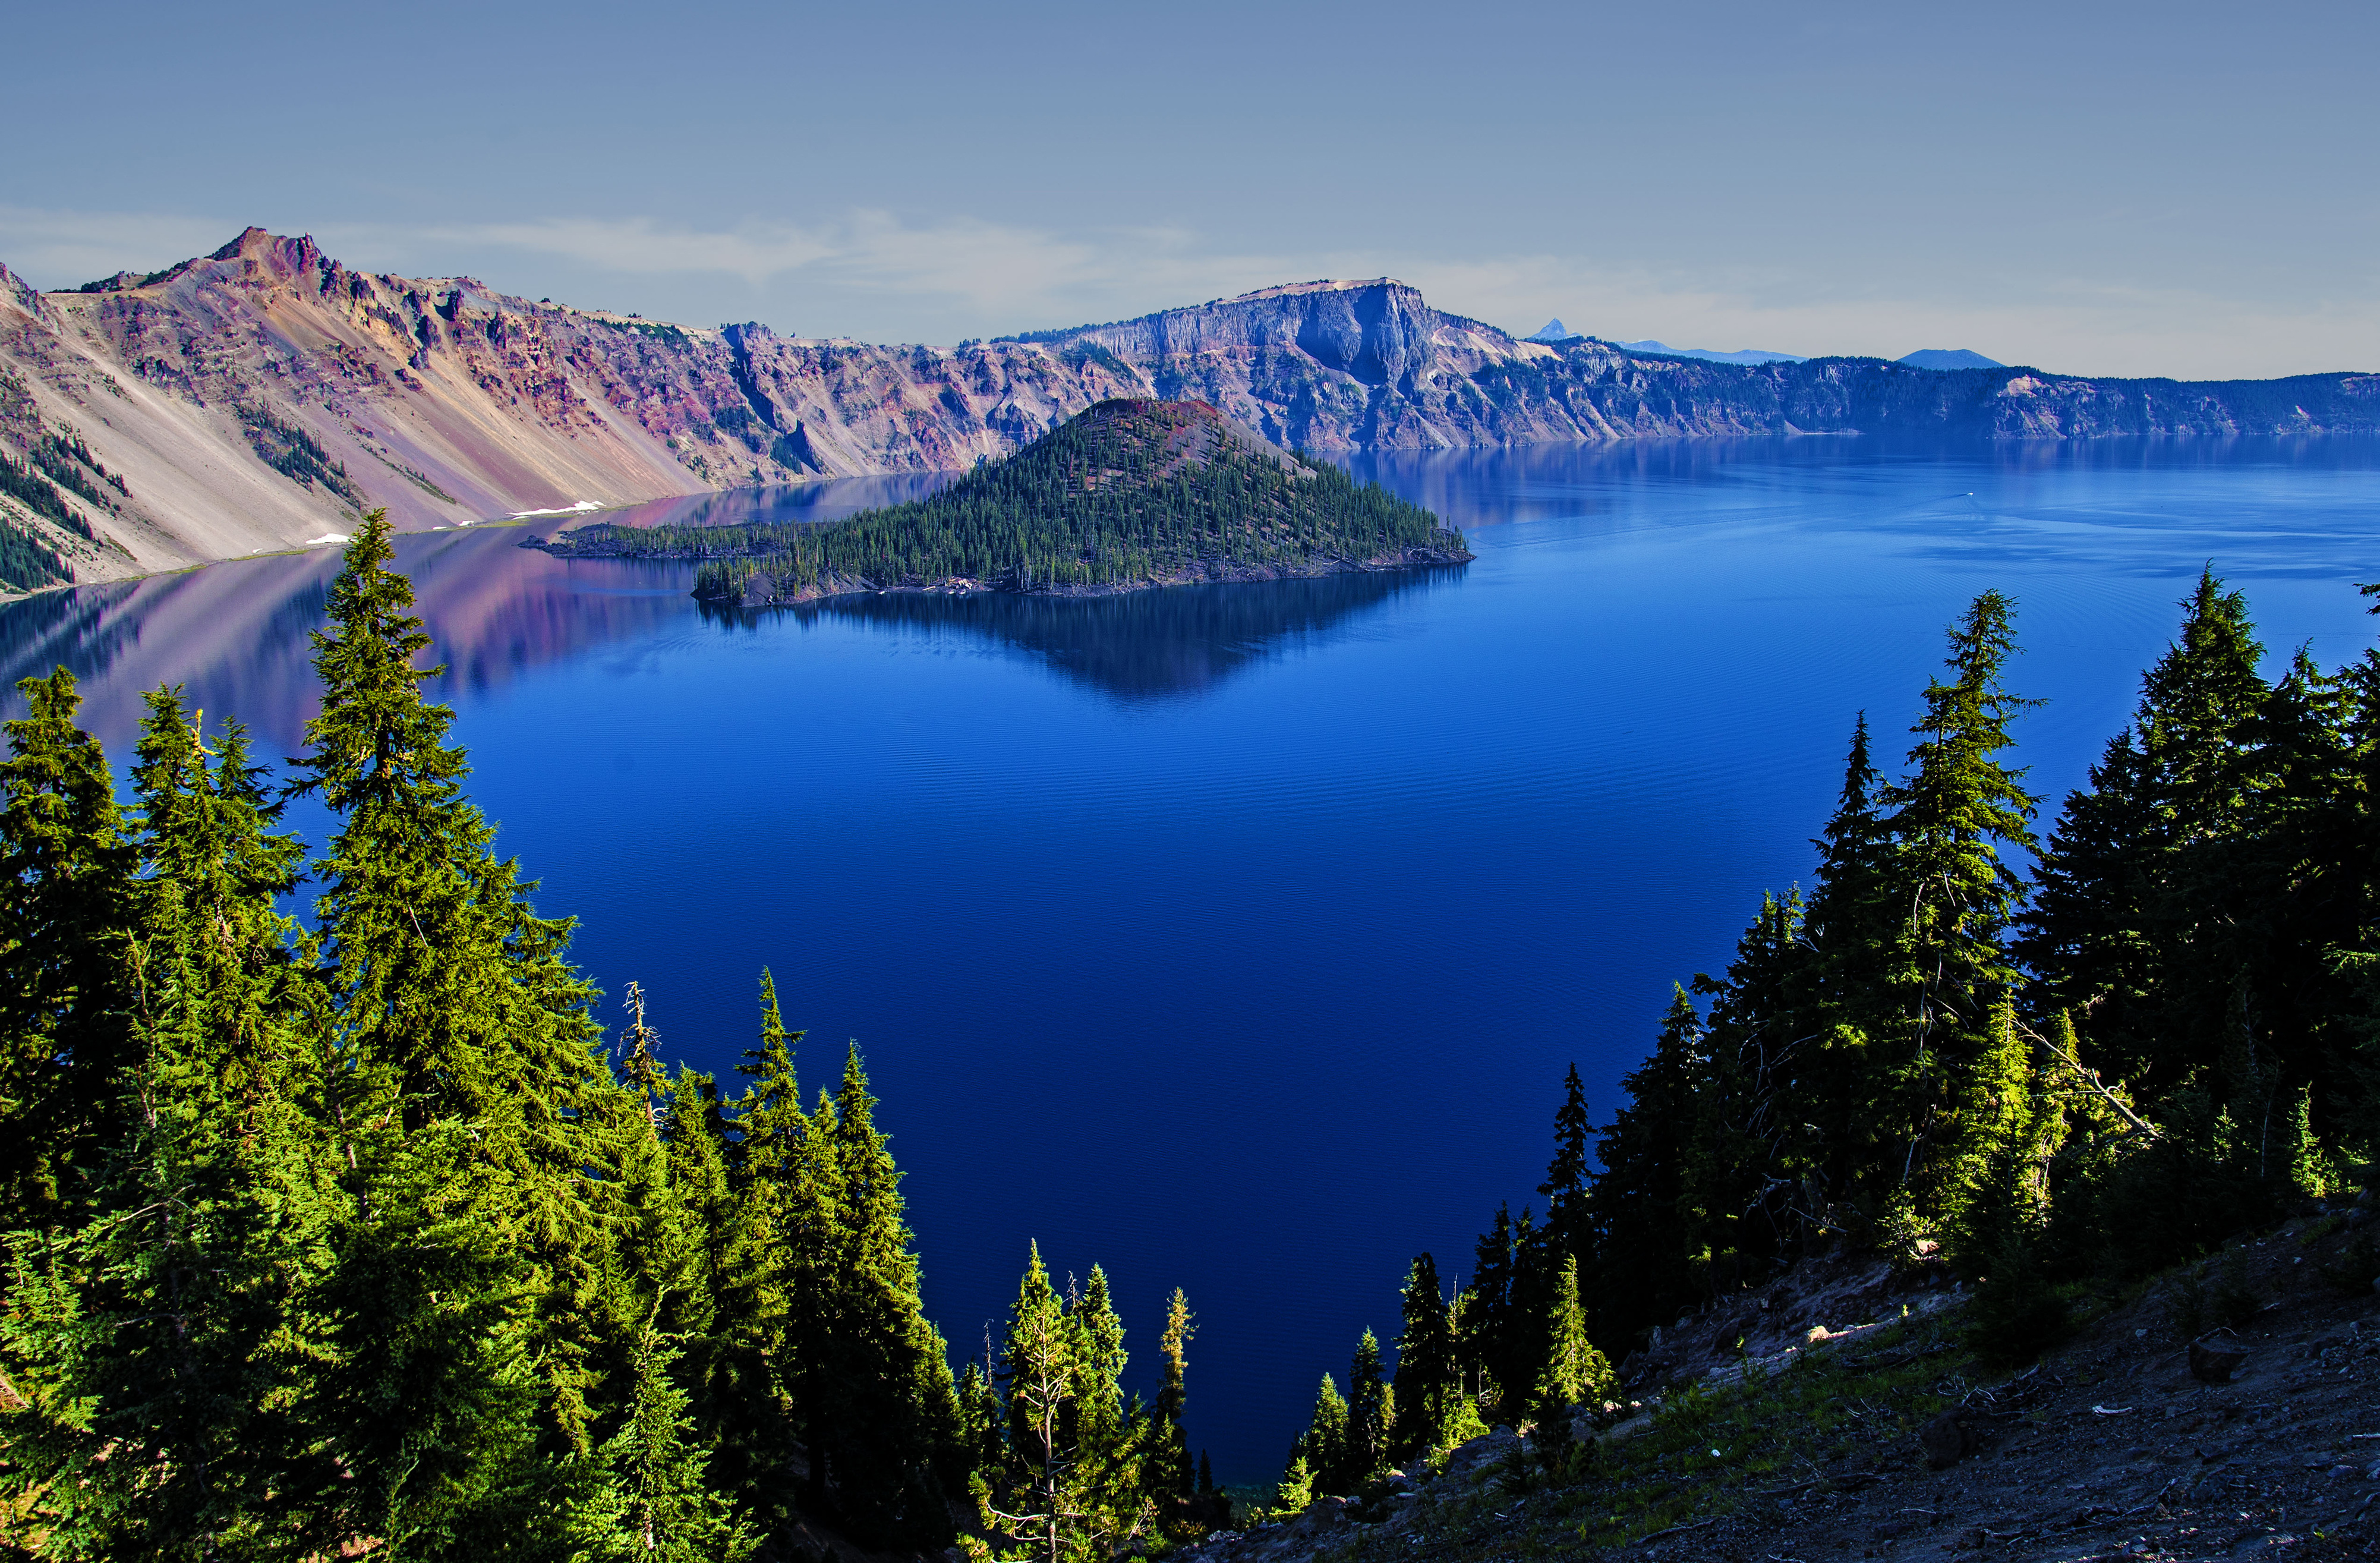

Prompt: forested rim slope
[
  {"left": 535, "top": 399, "right": 1470, "bottom": 604},
  {"left": 0, "top": 512, "right": 1227, "bottom": 1561},
  {"left": 3, "top": 231, "right": 2375, "bottom": 591},
  {"left": 0, "top": 516, "right": 2376, "bottom": 1558},
  {"left": 1247, "top": 571, "right": 2380, "bottom": 1549}
]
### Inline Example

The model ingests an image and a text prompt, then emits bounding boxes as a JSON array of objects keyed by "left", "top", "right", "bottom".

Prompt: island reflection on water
[
  {"left": 707, "top": 566, "right": 1458, "bottom": 702},
  {"left": 1, "top": 512, "right": 1456, "bottom": 751}
]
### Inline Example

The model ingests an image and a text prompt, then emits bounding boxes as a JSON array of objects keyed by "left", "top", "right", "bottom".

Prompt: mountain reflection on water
[
  {"left": 1, "top": 472, "right": 1442, "bottom": 748},
  {"left": 0, "top": 531, "right": 694, "bottom": 753},
  {"left": 572, "top": 472, "right": 954, "bottom": 532}
]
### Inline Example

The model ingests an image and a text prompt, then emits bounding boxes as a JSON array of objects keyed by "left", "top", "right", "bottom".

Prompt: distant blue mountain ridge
[
  {"left": 1616, "top": 339, "right": 1807, "bottom": 365},
  {"left": 1522, "top": 320, "right": 1802, "bottom": 363},
  {"left": 1522, "top": 320, "right": 2004, "bottom": 371},
  {"left": 1894, "top": 348, "right": 2006, "bottom": 370}
]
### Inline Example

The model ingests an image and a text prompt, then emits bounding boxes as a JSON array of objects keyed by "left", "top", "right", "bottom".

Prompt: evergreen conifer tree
[
  {"left": 1271, "top": 1454, "right": 1313, "bottom": 1517},
  {"left": 1461, "top": 1203, "right": 1549, "bottom": 1417},
  {"left": 0, "top": 667, "right": 135, "bottom": 1224},
  {"left": 1344, "top": 1331, "right": 1392, "bottom": 1489},
  {"left": 2019, "top": 572, "right": 2274, "bottom": 1099},
  {"left": 1874, "top": 590, "right": 2040, "bottom": 1222},
  {"left": 970, "top": 1244, "right": 1149, "bottom": 1562},
  {"left": 288, "top": 513, "right": 620, "bottom": 1447},
  {"left": 1537, "top": 1064, "right": 1594, "bottom": 1272},
  {"left": 717, "top": 970, "right": 823, "bottom": 1519},
  {"left": 815, "top": 1044, "right": 960, "bottom": 1543},
  {"left": 1684, "top": 890, "right": 1810, "bottom": 1282},
  {"left": 597, "top": 1318, "right": 752, "bottom": 1562},
  {"left": 1147, "top": 1288, "right": 1197, "bottom": 1512},
  {"left": 127, "top": 689, "right": 314, "bottom": 1104},
  {"left": 1391, "top": 1253, "right": 1457, "bottom": 1460},
  {"left": 1590, "top": 988, "right": 1706, "bottom": 1338},
  {"left": 0, "top": 917, "right": 345, "bottom": 1559},
  {"left": 1534, "top": 1255, "right": 1613, "bottom": 1415},
  {"left": 1795, "top": 715, "right": 1900, "bottom": 1217},
  {"left": 1298, "top": 1374, "right": 1349, "bottom": 1495}
]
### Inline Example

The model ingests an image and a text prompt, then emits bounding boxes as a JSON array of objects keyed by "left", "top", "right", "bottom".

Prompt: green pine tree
[
  {"left": 1344, "top": 1330, "right": 1392, "bottom": 1489},
  {"left": 127, "top": 688, "right": 314, "bottom": 1105},
  {"left": 1537, "top": 1064, "right": 1594, "bottom": 1274},
  {"left": 815, "top": 1044, "right": 961, "bottom": 1545},
  {"left": 1271, "top": 1454, "right": 1313, "bottom": 1517},
  {"left": 0, "top": 924, "right": 344, "bottom": 1560},
  {"left": 596, "top": 1316, "right": 752, "bottom": 1562},
  {"left": 1391, "top": 1252, "right": 1457, "bottom": 1460},
  {"left": 1534, "top": 1255, "right": 1614, "bottom": 1414},
  {"left": 288, "top": 512, "right": 620, "bottom": 1448},
  {"left": 1874, "top": 590, "right": 2041, "bottom": 1225},
  {"left": 0, "top": 666, "right": 135, "bottom": 1225},
  {"left": 1590, "top": 987, "right": 1706, "bottom": 1339},
  {"left": 1297, "top": 1373, "right": 1348, "bottom": 1495},
  {"left": 969, "top": 1243, "right": 1149, "bottom": 1562},
  {"left": 1147, "top": 1288, "right": 1197, "bottom": 1511}
]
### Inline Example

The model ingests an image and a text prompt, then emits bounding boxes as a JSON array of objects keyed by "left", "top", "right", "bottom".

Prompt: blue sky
[{"left": 5, "top": 0, "right": 2373, "bottom": 377}]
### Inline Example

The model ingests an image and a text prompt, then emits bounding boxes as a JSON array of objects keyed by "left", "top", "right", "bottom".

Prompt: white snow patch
[
  {"left": 507, "top": 500, "right": 604, "bottom": 519},
  {"left": 301, "top": 534, "right": 351, "bottom": 547}
]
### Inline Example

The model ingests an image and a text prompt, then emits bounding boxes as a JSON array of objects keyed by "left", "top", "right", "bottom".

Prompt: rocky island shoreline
[{"left": 528, "top": 398, "right": 1473, "bottom": 607}]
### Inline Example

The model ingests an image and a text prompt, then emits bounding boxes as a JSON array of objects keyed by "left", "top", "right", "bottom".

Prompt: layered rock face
[
  {"left": 1, "top": 229, "right": 2375, "bottom": 587},
  {"left": 1019, "top": 278, "right": 2380, "bottom": 453},
  {"left": 0, "top": 228, "right": 1141, "bottom": 582}
]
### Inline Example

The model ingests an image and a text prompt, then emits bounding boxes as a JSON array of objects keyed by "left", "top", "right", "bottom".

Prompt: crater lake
[{"left": 6, "top": 434, "right": 2376, "bottom": 1482}]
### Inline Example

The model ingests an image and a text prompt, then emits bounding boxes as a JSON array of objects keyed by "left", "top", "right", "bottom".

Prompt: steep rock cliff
[{"left": 1, "top": 230, "right": 2373, "bottom": 590}]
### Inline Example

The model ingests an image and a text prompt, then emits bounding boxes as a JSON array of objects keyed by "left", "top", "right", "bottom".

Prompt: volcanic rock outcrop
[{"left": 2, "top": 228, "right": 2375, "bottom": 590}]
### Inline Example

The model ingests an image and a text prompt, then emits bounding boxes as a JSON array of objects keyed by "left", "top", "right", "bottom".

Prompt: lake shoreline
[{"left": 524, "top": 533, "right": 1475, "bottom": 607}]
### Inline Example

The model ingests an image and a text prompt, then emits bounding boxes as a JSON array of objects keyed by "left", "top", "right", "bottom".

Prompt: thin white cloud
[
  {"left": 2, "top": 203, "right": 2370, "bottom": 379},
  {"left": 402, "top": 217, "right": 840, "bottom": 286},
  {"left": 325, "top": 211, "right": 1300, "bottom": 327},
  {"left": 1395, "top": 255, "right": 2380, "bottom": 380}
]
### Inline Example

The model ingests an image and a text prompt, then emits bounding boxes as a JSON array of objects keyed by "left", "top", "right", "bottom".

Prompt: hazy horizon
[{"left": 7, "top": 0, "right": 2375, "bottom": 380}]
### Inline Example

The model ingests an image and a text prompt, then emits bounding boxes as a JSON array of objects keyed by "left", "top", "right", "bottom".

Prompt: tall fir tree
[
  {"left": 815, "top": 1043, "right": 961, "bottom": 1544},
  {"left": 1344, "top": 1330, "right": 1392, "bottom": 1490},
  {"left": 1590, "top": 988, "right": 1707, "bottom": 1340},
  {"left": 1293, "top": 1374, "right": 1348, "bottom": 1496},
  {"left": 127, "top": 689, "right": 314, "bottom": 1105},
  {"left": 1874, "top": 590, "right": 2040, "bottom": 1222},
  {"left": 287, "top": 512, "right": 622, "bottom": 1448},
  {"left": 717, "top": 970, "right": 821, "bottom": 1520},
  {"left": 0, "top": 667, "right": 135, "bottom": 1225},
  {"left": 1147, "top": 1288, "right": 1197, "bottom": 1510},
  {"left": 0, "top": 898, "right": 345, "bottom": 1560},
  {"left": 1795, "top": 715, "right": 1901, "bottom": 1218},
  {"left": 1537, "top": 1064, "right": 1593, "bottom": 1272},
  {"left": 1684, "top": 890, "right": 1811, "bottom": 1284},
  {"left": 597, "top": 1317, "right": 752, "bottom": 1563},
  {"left": 1534, "top": 1255, "right": 1613, "bottom": 1415},
  {"left": 1391, "top": 1253, "right": 1457, "bottom": 1460},
  {"left": 970, "top": 1243, "right": 1149, "bottom": 1562},
  {"left": 2019, "top": 571, "right": 2274, "bottom": 1100}
]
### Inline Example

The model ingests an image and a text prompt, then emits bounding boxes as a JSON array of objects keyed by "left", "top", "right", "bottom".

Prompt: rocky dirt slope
[
  {"left": 0, "top": 229, "right": 1145, "bottom": 585},
  {"left": 1185, "top": 1197, "right": 2379, "bottom": 1563},
  {"left": 4, "top": 231, "right": 2376, "bottom": 591}
]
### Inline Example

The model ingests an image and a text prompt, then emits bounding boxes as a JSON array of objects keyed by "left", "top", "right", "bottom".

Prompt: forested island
[
  {"left": 0, "top": 509, "right": 2373, "bottom": 1561},
  {"left": 531, "top": 399, "right": 1470, "bottom": 606}
]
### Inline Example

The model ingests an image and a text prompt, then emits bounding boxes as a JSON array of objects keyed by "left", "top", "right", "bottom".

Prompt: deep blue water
[{"left": 6, "top": 437, "right": 2377, "bottom": 1482}]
